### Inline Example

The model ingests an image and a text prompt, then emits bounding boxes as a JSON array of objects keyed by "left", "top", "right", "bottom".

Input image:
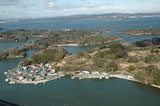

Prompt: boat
[
  {"left": 5, "top": 79, "right": 9, "bottom": 82},
  {"left": 71, "top": 76, "right": 75, "bottom": 79},
  {"left": 99, "top": 77, "right": 102, "bottom": 80},
  {"left": 9, "top": 81, "right": 15, "bottom": 84},
  {"left": 43, "top": 82, "right": 46, "bottom": 84},
  {"left": 79, "top": 77, "right": 82, "bottom": 80},
  {"left": 105, "top": 76, "right": 109, "bottom": 79},
  {"left": 4, "top": 72, "right": 8, "bottom": 75},
  {"left": 34, "top": 82, "right": 38, "bottom": 85}
]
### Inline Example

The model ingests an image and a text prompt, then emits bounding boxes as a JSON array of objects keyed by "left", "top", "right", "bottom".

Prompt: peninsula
[{"left": 5, "top": 38, "right": 160, "bottom": 88}]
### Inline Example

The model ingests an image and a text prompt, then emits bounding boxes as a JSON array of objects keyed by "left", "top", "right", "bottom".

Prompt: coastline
[
  {"left": 15, "top": 76, "right": 63, "bottom": 84},
  {"left": 71, "top": 72, "right": 160, "bottom": 89},
  {"left": 54, "top": 38, "right": 122, "bottom": 47},
  {"left": 5, "top": 68, "right": 160, "bottom": 89},
  {"left": 151, "top": 84, "right": 160, "bottom": 89}
]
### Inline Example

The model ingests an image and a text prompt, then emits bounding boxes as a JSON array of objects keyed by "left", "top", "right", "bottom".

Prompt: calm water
[
  {"left": 0, "top": 17, "right": 160, "bottom": 106},
  {"left": 0, "top": 37, "right": 42, "bottom": 52}
]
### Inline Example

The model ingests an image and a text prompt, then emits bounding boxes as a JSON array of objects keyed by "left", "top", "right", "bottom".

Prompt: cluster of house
[
  {"left": 73, "top": 71, "right": 135, "bottom": 80},
  {"left": 73, "top": 71, "right": 109, "bottom": 79},
  {"left": 5, "top": 63, "right": 58, "bottom": 84}
]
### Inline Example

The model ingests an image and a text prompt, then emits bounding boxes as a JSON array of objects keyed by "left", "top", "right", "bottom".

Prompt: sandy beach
[
  {"left": 56, "top": 44, "right": 79, "bottom": 47},
  {"left": 0, "top": 37, "right": 4, "bottom": 40}
]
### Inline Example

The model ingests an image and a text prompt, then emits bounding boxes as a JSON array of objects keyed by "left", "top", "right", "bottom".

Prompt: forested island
[
  {"left": 0, "top": 29, "right": 48, "bottom": 41},
  {"left": 0, "top": 44, "right": 36, "bottom": 59},
  {"left": 1, "top": 28, "right": 160, "bottom": 60},
  {"left": 15, "top": 38, "right": 160, "bottom": 87},
  {"left": 0, "top": 29, "right": 121, "bottom": 59},
  {"left": 33, "top": 29, "right": 120, "bottom": 48},
  {"left": 117, "top": 28, "right": 160, "bottom": 36},
  {"left": 0, "top": 29, "right": 114, "bottom": 42}
]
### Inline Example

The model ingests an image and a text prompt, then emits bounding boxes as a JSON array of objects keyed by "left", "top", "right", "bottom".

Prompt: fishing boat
[
  {"left": 9, "top": 81, "right": 15, "bottom": 84},
  {"left": 79, "top": 77, "right": 82, "bottom": 80},
  {"left": 105, "top": 76, "right": 109, "bottom": 79},
  {"left": 71, "top": 76, "right": 75, "bottom": 79},
  {"left": 5, "top": 78, "right": 9, "bottom": 82},
  {"left": 34, "top": 82, "right": 38, "bottom": 85},
  {"left": 4, "top": 72, "right": 8, "bottom": 75}
]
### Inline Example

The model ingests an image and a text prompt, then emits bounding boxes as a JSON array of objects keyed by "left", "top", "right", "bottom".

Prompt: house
[
  {"left": 81, "top": 71, "right": 90, "bottom": 75},
  {"left": 19, "top": 76, "right": 24, "bottom": 80},
  {"left": 51, "top": 69, "right": 56, "bottom": 74},
  {"left": 101, "top": 72, "right": 108, "bottom": 76},
  {"left": 91, "top": 71, "right": 100, "bottom": 75}
]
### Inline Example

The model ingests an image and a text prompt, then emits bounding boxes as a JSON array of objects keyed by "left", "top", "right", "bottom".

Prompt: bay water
[{"left": 0, "top": 17, "right": 160, "bottom": 106}]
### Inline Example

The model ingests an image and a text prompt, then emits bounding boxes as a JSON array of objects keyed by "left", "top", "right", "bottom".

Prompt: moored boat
[
  {"left": 9, "top": 81, "right": 15, "bottom": 84},
  {"left": 5, "top": 78, "right": 9, "bottom": 82},
  {"left": 71, "top": 76, "right": 75, "bottom": 79}
]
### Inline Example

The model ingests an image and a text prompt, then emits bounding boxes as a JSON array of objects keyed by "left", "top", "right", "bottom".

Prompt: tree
[
  {"left": 105, "top": 61, "right": 118, "bottom": 72},
  {"left": 128, "top": 65, "right": 136, "bottom": 72},
  {"left": 98, "top": 44, "right": 106, "bottom": 50}
]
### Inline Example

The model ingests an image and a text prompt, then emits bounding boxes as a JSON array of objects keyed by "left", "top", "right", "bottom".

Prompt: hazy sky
[{"left": 0, "top": 0, "right": 160, "bottom": 19}]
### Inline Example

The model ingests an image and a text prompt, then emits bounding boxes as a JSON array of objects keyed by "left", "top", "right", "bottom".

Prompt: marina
[
  {"left": 5, "top": 65, "right": 137, "bottom": 85},
  {"left": 72, "top": 71, "right": 136, "bottom": 81}
]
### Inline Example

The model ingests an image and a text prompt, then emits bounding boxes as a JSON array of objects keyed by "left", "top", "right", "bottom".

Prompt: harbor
[
  {"left": 4, "top": 64, "right": 137, "bottom": 85},
  {"left": 72, "top": 71, "right": 136, "bottom": 81}
]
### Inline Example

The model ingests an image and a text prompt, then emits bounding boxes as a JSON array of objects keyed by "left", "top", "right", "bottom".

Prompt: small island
[{"left": 0, "top": 29, "right": 48, "bottom": 41}]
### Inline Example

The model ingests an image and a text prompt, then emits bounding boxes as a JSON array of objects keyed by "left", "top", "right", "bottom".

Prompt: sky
[{"left": 0, "top": 0, "right": 160, "bottom": 19}]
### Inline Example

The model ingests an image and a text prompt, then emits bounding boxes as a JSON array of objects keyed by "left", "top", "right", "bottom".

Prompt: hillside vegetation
[{"left": 20, "top": 38, "right": 160, "bottom": 86}]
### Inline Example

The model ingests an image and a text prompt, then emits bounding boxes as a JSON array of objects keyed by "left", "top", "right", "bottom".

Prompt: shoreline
[
  {"left": 0, "top": 38, "right": 4, "bottom": 40},
  {"left": 56, "top": 44, "right": 79, "bottom": 47},
  {"left": 15, "top": 76, "right": 62, "bottom": 84},
  {"left": 5, "top": 69, "right": 160, "bottom": 89},
  {"left": 151, "top": 84, "right": 160, "bottom": 89}
]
